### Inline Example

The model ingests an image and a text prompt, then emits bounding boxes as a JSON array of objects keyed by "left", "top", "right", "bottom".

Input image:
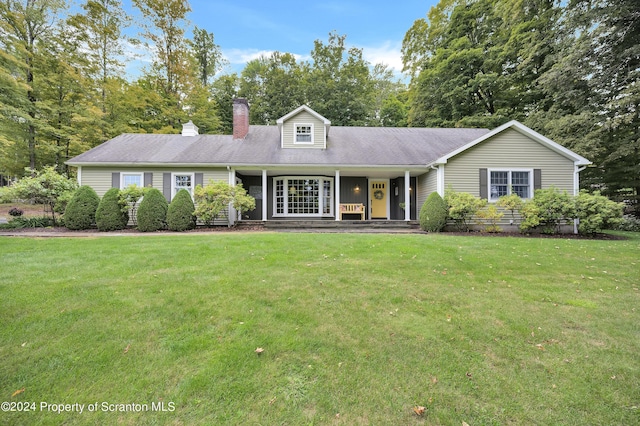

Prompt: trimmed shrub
[
  {"left": 64, "top": 186, "right": 100, "bottom": 230},
  {"left": 167, "top": 189, "right": 196, "bottom": 231},
  {"left": 575, "top": 190, "right": 623, "bottom": 234},
  {"left": 419, "top": 192, "right": 448, "bottom": 232},
  {"left": 96, "top": 188, "right": 128, "bottom": 231},
  {"left": 136, "top": 188, "right": 168, "bottom": 232}
]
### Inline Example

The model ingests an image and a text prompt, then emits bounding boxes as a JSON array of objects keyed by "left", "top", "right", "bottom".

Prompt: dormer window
[{"left": 295, "top": 124, "right": 313, "bottom": 144}]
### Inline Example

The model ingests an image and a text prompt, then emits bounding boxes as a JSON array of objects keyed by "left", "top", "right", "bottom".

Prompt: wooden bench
[{"left": 339, "top": 203, "right": 365, "bottom": 220}]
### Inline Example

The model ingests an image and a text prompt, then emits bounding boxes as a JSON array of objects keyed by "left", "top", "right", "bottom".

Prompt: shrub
[
  {"left": 119, "top": 184, "right": 146, "bottom": 226},
  {"left": 419, "top": 192, "right": 448, "bottom": 232},
  {"left": 476, "top": 204, "right": 503, "bottom": 233},
  {"left": 136, "top": 188, "right": 168, "bottom": 232},
  {"left": 575, "top": 191, "right": 624, "bottom": 234},
  {"left": 194, "top": 180, "right": 233, "bottom": 226},
  {"left": 519, "top": 187, "right": 575, "bottom": 234},
  {"left": 0, "top": 186, "right": 14, "bottom": 203},
  {"left": 617, "top": 214, "right": 640, "bottom": 232},
  {"left": 96, "top": 188, "right": 129, "bottom": 231},
  {"left": 0, "top": 216, "right": 56, "bottom": 229},
  {"left": 64, "top": 186, "right": 100, "bottom": 230},
  {"left": 444, "top": 189, "right": 487, "bottom": 231},
  {"left": 8, "top": 207, "right": 23, "bottom": 217},
  {"left": 167, "top": 189, "right": 196, "bottom": 231},
  {"left": 497, "top": 193, "right": 523, "bottom": 224}
]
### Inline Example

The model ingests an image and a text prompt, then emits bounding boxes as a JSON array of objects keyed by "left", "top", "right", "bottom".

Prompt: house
[{"left": 66, "top": 99, "right": 591, "bottom": 225}]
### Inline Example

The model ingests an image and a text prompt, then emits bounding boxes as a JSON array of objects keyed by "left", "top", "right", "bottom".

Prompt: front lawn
[{"left": 1, "top": 233, "right": 638, "bottom": 425}]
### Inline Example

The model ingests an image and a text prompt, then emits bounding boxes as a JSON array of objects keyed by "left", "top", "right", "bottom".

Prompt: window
[
  {"left": 273, "top": 177, "right": 333, "bottom": 216},
  {"left": 121, "top": 172, "right": 143, "bottom": 189},
  {"left": 489, "top": 170, "right": 532, "bottom": 201},
  {"left": 295, "top": 124, "right": 313, "bottom": 144},
  {"left": 172, "top": 173, "right": 194, "bottom": 199}
]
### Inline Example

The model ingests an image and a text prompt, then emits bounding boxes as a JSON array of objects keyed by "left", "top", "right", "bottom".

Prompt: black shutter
[
  {"left": 112, "top": 172, "right": 120, "bottom": 188},
  {"left": 534, "top": 169, "right": 542, "bottom": 191},
  {"left": 163, "top": 173, "right": 171, "bottom": 201},
  {"left": 479, "top": 168, "right": 488, "bottom": 199},
  {"left": 195, "top": 173, "right": 204, "bottom": 187},
  {"left": 144, "top": 172, "right": 153, "bottom": 187}
]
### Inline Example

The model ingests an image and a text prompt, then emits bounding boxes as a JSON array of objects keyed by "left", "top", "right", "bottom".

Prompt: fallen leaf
[
  {"left": 431, "top": 376, "right": 438, "bottom": 384},
  {"left": 463, "top": 422, "right": 470, "bottom": 426},
  {"left": 123, "top": 344, "right": 130, "bottom": 354},
  {"left": 269, "top": 396, "right": 277, "bottom": 405},
  {"left": 466, "top": 372, "right": 472, "bottom": 379},
  {"left": 12, "top": 388, "right": 25, "bottom": 397},
  {"left": 413, "top": 406, "right": 426, "bottom": 416},
  {"left": 255, "top": 347, "right": 264, "bottom": 355}
]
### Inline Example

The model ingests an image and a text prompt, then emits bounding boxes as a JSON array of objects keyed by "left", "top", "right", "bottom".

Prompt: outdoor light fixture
[{"left": 354, "top": 184, "right": 360, "bottom": 192}]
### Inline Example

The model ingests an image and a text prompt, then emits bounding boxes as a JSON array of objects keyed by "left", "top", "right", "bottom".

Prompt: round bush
[
  {"left": 136, "top": 188, "right": 168, "bottom": 232},
  {"left": 96, "top": 188, "right": 129, "bottom": 231},
  {"left": 420, "top": 192, "right": 448, "bottom": 232},
  {"left": 167, "top": 189, "right": 196, "bottom": 231},
  {"left": 64, "top": 186, "right": 100, "bottom": 230}
]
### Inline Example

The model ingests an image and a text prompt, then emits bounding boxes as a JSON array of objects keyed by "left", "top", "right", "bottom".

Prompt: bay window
[{"left": 273, "top": 177, "right": 333, "bottom": 216}]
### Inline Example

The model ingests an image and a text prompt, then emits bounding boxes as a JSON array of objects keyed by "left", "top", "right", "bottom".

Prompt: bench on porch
[{"left": 339, "top": 203, "right": 365, "bottom": 220}]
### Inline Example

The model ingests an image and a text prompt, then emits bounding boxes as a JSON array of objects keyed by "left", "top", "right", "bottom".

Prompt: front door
[{"left": 370, "top": 180, "right": 388, "bottom": 219}]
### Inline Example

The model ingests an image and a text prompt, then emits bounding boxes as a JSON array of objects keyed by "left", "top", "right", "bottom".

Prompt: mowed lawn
[{"left": 1, "top": 232, "right": 639, "bottom": 425}]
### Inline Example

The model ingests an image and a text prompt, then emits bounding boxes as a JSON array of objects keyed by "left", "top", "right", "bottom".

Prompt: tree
[
  {"left": 189, "top": 26, "right": 224, "bottom": 87},
  {"left": 0, "top": 0, "right": 66, "bottom": 173},
  {"left": 136, "top": 187, "right": 167, "bottom": 232},
  {"left": 211, "top": 73, "right": 240, "bottom": 134}
]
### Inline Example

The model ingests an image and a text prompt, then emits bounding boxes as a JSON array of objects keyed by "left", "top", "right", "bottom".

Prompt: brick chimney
[{"left": 233, "top": 98, "right": 250, "bottom": 140}]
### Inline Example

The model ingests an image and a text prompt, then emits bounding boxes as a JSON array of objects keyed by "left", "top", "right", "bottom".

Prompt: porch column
[
  {"left": 335, "top": 170, "right": 341, "bottom": 221},
  {"left": 229, "top": 168, "right": 236, "bottom": 226},
  {"left": 262, "top": 170, "right": 268, "bottom": 221},
  {"left": 405, "top": 170, "right": 411, "bottom": 221}
]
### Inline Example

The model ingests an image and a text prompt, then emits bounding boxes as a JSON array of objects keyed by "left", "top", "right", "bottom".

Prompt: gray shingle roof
[{"left": 67, "top": 125, "right": 490, "bottom": 167}]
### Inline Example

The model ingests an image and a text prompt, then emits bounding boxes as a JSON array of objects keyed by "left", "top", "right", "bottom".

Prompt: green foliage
[
  {"left": 497, "top": 193, "right": 524, "bottom": 224},
  {"left": 0, "top": 187, "right": 13, "bottom": 203},
  {"left": 167, "top": 188, "right": 196, "bottom": 231},
  {"left": 444, "top": 189, "right": 487, "bottom": 231},
  {"left": 64, "top": 186, "right": 100, "bottom": 230},
  {"left": 136, "top": 188, "right": 168, "bottom": 232},
  {"left": 519, "top": 187, "right": 575, "bottom": 234},
  {"left": 476, "top": 204, "right": 504, "bottom": 233},
  {"left": 119, "top": 184, "right": 146, "bottom": 226},
  {"left": 194, "top": 180, "right": 255, "bottom": 226},
  {"left": 96, "top": 187, "right": 129, "bottom": 231},
  {"left": 10, "top": 167, "right": 78, "bottom": 225},
  {"left": 419, "top": 192, "right": 448, "bottom": 232},
  {"left": 617, "top": 215, "right": 640, "bottom": 232},
  {"left": 575, "top": 191, "right": 624, "bottom": 234},
  {"left": 0, "top": 216, "right": 56, "bottom": 229}
]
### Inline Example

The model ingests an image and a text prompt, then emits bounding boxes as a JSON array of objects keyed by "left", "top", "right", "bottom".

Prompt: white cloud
[{"left": 359, "top": 40, "right": 405, "bottom": 73}]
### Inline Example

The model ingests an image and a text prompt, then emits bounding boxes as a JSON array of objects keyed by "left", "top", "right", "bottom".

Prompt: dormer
[{"left": 276, "top": 105, "right": 331, "bottom": 149}]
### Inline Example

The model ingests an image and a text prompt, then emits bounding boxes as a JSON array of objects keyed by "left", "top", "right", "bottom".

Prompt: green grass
[{"left": 1, "top": 232, "right": 639, "bottom": 425}]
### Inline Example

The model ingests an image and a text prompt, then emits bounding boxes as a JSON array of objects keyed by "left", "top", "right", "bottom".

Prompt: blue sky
[{"left": 124, "top": 0, "right": 437, "bottom": 78}]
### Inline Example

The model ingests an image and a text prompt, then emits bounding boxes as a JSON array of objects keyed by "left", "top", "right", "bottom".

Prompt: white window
[
  {"left": 273, "top": 177, "right": 333, "bottom": 217},
  {"left": 172, "top": 173, "right": 194, "bottom": 199},
  {"left": 121, "top": 172, "right": 143, "bottom": 189},
  {"left": 489, "top": 169, "right": 532, "bottom": 201},
  {"left": 295, "top": 124, "right": 313, "bottom": 144}
]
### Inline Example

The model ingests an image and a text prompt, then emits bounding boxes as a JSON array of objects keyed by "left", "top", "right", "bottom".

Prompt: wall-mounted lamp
[
  {"left": 354, "top": 184, "right": 360, "bottom": 193},
  {"left": 409, "top": 186, "right": 413, "bottom": 191}
]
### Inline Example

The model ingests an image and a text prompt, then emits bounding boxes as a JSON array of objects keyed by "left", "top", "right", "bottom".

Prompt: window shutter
[
  {"left": 112, "top": 172, "right": 120, "bottom": 188},
  {"left": 144, "top": 172, "right": 153, "bottom": 187},
  {"left": 479, "top": 168, "right": 488, "bottom": 199},
  {"left": 163, "top": 173, "right": 171, "bottom": 201},
  {"left": 195, "top": 173, "right": 204, "bottom": 187},
  {"left": 534, "top": 169, "right": 542, "bottom": 191}
]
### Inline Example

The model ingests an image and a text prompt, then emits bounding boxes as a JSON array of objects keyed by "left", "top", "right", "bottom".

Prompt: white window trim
[
  {"left": 272, "top": 176, "right": 334, "bottom": 217},
  {"left": 488, "top": 168, "right": 533, "bottom": 202},
  {"left": 171, "top": 172, "right": 195, "bottom": 200},
  {"left": 120, "top": 172, "right": 144, "bottom": 189},
  {"left": 294, "top": 123, "right": 314, "bottom": 144}
]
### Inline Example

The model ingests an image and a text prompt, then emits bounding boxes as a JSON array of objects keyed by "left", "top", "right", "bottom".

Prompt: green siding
[
  {"left": 80, "top": 166, "right": 228, "bottom": 198},
  {"left": 416, "top": 170, "right": 437, "bottom": 209},
  {"left": 444, "top": 128, "right": 575, "bottom": 196},
  {"left": 282, "top": 110, "right": 326, "bottom": 149}
]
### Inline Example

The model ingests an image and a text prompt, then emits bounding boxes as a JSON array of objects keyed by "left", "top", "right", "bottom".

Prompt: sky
[{"left": 123, "top": 0, "right": 438, "bottom": 79}]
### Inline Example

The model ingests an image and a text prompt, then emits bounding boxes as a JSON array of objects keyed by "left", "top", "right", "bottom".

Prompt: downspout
[{"left": 573, "top": 165, "right": 588, "bottom": 234}]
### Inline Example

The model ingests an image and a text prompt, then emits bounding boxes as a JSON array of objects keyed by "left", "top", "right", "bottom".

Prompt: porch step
[{"left": 260, "top": 220, "right": 422, "bottom": 233}]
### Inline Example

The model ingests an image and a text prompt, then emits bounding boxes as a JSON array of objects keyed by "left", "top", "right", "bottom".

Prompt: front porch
[{"left": 241, "top": 220, "right": 422, "bottom": 233}]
